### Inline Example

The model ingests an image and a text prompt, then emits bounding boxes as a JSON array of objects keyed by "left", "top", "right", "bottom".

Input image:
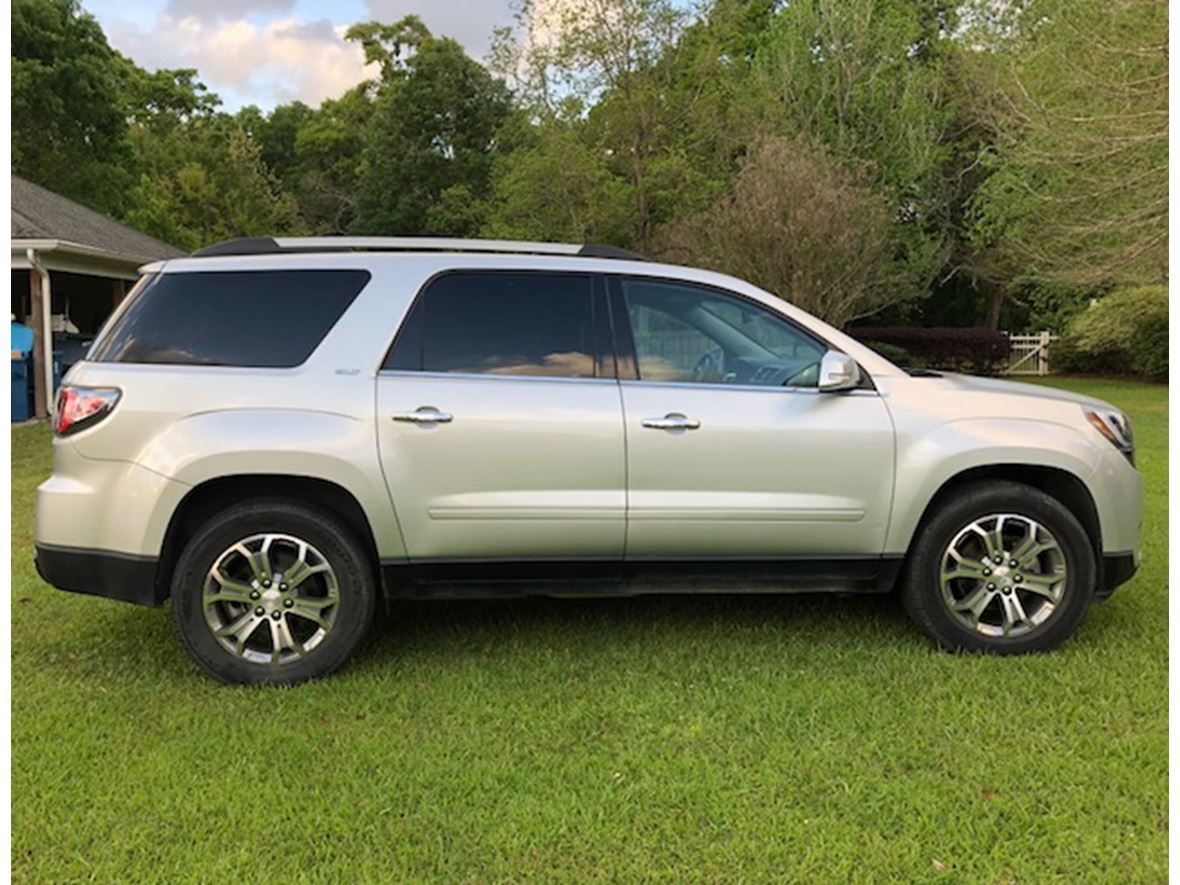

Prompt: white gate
[{"left": 1005, "top": 331, "right": 1058, "bottom": 376}]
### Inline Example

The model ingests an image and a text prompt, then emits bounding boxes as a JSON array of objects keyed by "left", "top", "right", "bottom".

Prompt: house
[{"left": 10, "top": 174, "right": 184, "bottom": 418}]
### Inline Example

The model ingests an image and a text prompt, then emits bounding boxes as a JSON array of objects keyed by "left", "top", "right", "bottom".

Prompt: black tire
[
  {"left": 902, "top": 480, "right": 1096, "bottom": 654},
  {"left": 170, "top": 498, "right": 377, "bottom": 685}
]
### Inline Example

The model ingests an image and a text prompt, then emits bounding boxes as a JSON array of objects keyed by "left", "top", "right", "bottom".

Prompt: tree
[
  {"left": 753, "top": 0, "right": 961, "bottom": 307},
  {"left": 289, "top": 87, "right": 375, "bottom": 234},
  {"left": 967, "top": 0, "right": 1167, "bottom": 291},
  {"left": 491, "top": 0, "right": 698, "bottom": 251},
  {"left": 483, "top": 116, "right": 634, "bottom": 245},
  {"left": 12, "top": 0, "right": 134, "bottom": 214},
  {"left": 350, "top": 18, "right": 512, "bottom": 235},
  {"left": 658, "top": 138, "right": 902, "bottom": 328}
]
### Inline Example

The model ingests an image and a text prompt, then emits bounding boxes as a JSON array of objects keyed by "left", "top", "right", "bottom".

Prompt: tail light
[{"left": 54, "top": 386, "right": 121, "bottom": 436}]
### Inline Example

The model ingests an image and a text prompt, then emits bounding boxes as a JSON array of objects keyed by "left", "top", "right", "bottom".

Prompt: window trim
[{"left": 379, "top": 267, "right": 613, "bottom": 381}]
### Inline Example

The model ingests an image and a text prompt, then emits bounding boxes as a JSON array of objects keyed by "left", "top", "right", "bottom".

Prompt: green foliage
[
  {"left": 753, "top": 0, "right": 961, "bottom": 303},
  {"left": 8, "top": 0, "right": 1168, "bottom": 312},
  {"left": 345, "top": 16, "right": 432, "bottom": 82},
  {"left": 125, "top": 125, "right": 302, "bottom": 251},
  {"left": 11, "top": 0, "right": 134, "bottom": 214},
  {"left": 1057, "top": 286, "right": 1168, "bottom": 379},
  {"left": 352, "top": 19, "right": 512, "bottom": 235},
  {"left": 483, "top": 119, "right": 635, "bottom": 245},
  {"left": 967, "top": 0, "right": 1167, "bottom": 287}
]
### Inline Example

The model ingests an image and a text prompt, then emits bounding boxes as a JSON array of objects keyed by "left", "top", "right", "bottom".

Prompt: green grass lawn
[{"left": 11, "top": 377, "right": 1167, "bottom": 882}]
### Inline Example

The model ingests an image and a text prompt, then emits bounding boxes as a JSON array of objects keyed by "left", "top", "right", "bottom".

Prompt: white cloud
[
  {"left": 165, "top": 0, "right": 297, "bottom": 23},
  {"left": 363, "top": 0, "right": 515, "bottom": 59},
  {"left": 106, "top": 15, "right": 378, "bottom": 109}
]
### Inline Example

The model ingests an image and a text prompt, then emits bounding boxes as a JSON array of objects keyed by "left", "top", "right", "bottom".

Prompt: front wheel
[
  {"left": 902, "top": 481, "right": 1097, "bottom": 654},
  {"left": 171, "top": 499, "right": 377, "bottom": 684}
]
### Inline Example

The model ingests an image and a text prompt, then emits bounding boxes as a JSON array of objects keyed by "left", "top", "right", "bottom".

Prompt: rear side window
[
  {"left": 90, "top": 270, "right": 370, "bottom": 367},
  {"left": 385, "top": 271, "right": 597, "bottom": 378}
]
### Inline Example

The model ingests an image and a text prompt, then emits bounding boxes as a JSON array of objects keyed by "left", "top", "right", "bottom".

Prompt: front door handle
[
  {"left": 392, "top": 406, "right": 453, "bottom": 424},
  {"left": 641, "top": 413, "right": 701, "bottom": 431}
]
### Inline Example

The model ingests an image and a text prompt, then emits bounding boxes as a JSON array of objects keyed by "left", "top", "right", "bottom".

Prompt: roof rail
[{"left": 190, "top": 236, "right": 646, "bottom": 261}]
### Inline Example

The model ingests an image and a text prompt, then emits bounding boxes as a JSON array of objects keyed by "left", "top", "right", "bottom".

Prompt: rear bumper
[
  {"left": 35, "top": 543, "right": 163, "bottom": 606},
  {"left": 1097, "top": 551, "right": 1139, "bottom": 601}
]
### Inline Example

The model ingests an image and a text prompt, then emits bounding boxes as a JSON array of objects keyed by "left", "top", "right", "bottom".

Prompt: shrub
[
  {"left": 1056, "top": 286, "right": 1168, "bottom": 379},
  {"left": 863, "top": 341, "right": 912, "bottom": 368},
  {"left": 852, "top": 327, "right": 1010, "bottom": 375}
]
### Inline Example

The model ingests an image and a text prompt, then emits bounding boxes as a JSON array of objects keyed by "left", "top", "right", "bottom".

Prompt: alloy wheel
[
  {"left": 939, "top": 513, "right": 1068, "bottom": 638},
  {"left": 202, "top": 533, "right": 340, "bottom": 664}
]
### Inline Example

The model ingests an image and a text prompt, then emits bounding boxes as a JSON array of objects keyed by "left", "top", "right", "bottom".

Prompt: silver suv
[{"left": 35, "top": 238, "right": 1143, "bottom": 684}]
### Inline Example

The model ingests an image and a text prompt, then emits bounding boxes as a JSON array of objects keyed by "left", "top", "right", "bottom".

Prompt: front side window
[
  {"left": 386, "top": 272, "right": 597, "bottom": 378},
  {"left": 622, "top": 279, "right": 825, "bottom": 387},
  {"left": 90, "top": 269, "right": 370, "bottom": 368}
]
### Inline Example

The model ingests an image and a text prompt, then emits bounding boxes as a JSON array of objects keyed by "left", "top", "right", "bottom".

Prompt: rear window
[{"left": 90, "top": 269, "right": 370, "bottom": 367}]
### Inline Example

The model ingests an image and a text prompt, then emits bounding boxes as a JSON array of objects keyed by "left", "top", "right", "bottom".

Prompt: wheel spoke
[
  {"left": 951, "top": 585, "right": 993, "bottom": 626},
  {"left": 1020, "top": 572, "right": 1064, "bottom": 601},
  {"left": 216, "top": 611, "right": 263, "bottom": 655},
  {"left": 269, "top": 616, "right": 304, "bottom": 662},
  {"left": 204, "top": 568, "right": 255, "bottom": 608},
  {"left": 236, "top": 537, "right": 274, "bottom": 583},
  {"left": 287, "top": 603, "right": 329, "bottom": 629},
  {"left": 1015, "top": 539, "right": 1058, "bottom": 570},
  {"left": 999, "top": 593, "right": 1034, "bottom": 635},
  {"left": 282, "top": 542, "right": 330, "bottom": 591}
]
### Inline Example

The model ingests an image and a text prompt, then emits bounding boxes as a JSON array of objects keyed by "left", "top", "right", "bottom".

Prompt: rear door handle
[
  {"left": 392, "top": 406, "right": 453, "bottom": 424},
  {"left": 641, "top": 413, "right": 701, "bottom": 431}
]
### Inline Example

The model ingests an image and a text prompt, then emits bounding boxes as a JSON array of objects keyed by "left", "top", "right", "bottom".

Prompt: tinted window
[
  {"left": 623, "top": 279, "right": 825, "bottom": 387},
  {"left": 385, "top": 272, "right": 597, "bottom": 378},
  {"left": 91, "top": 270, "right": 370, "bottom": 368}
]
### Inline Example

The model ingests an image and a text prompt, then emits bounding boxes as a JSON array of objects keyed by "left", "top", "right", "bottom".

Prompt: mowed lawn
[{"left": 11, "top": 378, "right": 1167, "bottom": 882}]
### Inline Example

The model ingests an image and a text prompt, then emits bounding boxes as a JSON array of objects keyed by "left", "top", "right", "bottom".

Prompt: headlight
[{"left": 1084, "top": 408, "right": 1134, "bottom": 465}]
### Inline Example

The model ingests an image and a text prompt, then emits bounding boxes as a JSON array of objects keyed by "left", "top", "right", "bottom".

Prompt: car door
[
  {"left": 612, "top": 276, "right": 895, "bottom": 559},
  {"left": 376, "top": 270, "right": 626, "bottom": 565}
]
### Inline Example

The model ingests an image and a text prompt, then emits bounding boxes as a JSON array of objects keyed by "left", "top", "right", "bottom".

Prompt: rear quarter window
[{"left": 90, "top": 269, "right": 370, "bottom": 368}]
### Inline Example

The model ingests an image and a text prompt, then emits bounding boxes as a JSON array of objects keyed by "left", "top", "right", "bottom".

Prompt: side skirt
[{"left": 380, "top": 556, "right": 905, "bottom": 600}]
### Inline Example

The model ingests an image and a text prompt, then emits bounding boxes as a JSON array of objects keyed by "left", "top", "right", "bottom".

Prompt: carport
[{"left": 10, "top": 174, "right": 183, "bottom": 418}]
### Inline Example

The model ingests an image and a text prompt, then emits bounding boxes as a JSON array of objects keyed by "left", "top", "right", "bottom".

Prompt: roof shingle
[{"left": 11, "top": 174, "right": 184, "bottom": 261}]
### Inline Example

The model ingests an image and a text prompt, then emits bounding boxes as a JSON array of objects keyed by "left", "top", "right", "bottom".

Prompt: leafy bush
[
  {"left": 863, "top": 341, "right": 912, "bottom": 368},
  {"left": 1056, "top": 286, "right": 1168, "bottom": 379},
  {"left": 852, "top": 327, "right": 1010, "bottom": 375}
]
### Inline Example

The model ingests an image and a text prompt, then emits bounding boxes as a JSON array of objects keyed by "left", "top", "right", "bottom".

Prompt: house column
[{"left": 26, "top": 251, "right": 53, "bottom": 419}]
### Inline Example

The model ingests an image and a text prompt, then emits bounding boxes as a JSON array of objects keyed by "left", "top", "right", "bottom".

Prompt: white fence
[{"left": 1005, "top": 331, "right": 1059, "bottom": 376}]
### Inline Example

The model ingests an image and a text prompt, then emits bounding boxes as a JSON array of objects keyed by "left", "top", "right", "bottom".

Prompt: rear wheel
[
  {"left": 902, "top": 481, "right": 1096, "bottom": 654},
  {"left": 171, "top": 499, "right": 377, "bottom": 684}
]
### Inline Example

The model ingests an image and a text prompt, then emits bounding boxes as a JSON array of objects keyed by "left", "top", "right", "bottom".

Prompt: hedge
[
  {"left": 1056, "top": 285, "right": 1168, "bottom": 380},
  {"left": 851, "top": 327, "right": 1010, "bottom": 375}
]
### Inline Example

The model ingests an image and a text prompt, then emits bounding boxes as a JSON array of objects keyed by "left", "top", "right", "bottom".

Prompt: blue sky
[{"left": 84, "top": 0, "right": 520, "bottom": 111}]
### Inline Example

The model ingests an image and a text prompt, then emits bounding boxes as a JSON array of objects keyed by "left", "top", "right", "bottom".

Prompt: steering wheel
[
  {"left": 785, "top": 360, "right": 820, "bottom": 388},
  {"left": 692, "top": 348, "right": 725, "bottom": 381}
]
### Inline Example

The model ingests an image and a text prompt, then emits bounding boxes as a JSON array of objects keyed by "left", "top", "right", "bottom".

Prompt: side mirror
[{"left": 818, "top": 350, "right": 861, "bottom": 392}]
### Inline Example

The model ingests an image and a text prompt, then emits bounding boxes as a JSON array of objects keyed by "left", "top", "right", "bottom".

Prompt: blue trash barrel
[
  {"left": 11, "top": 354, "right": 31, "bottom": 422},
  {"left": 11, "top": 320, "right": 34, "bottom": 422}
]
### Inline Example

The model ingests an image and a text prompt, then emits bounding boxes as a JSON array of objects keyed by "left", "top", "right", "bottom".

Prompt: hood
[{"left": 913, "top": 372, "right": 1116, "bottom": 411}]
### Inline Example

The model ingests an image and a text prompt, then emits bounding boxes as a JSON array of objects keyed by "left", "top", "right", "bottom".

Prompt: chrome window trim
[
  {"left": 377, "top": 369, "right": 619, "bottom": 386},
  {"left": 618, "top": 378, "right": 881, "bottom": 396}
]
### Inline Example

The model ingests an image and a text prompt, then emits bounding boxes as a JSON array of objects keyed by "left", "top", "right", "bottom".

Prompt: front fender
[
  {"left": 136, "top": 409, "right": 405, "bottom": 559},
  {"left": 884, "top": 418, "right": 1105, "bottom": 554}
]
